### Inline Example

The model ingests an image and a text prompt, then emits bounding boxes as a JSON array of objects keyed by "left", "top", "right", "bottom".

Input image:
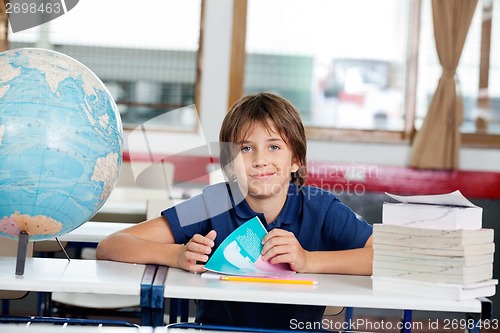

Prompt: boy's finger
[
  {"left": 192, "top": 233, "right": 215, "bottom": 247},
  {"left": 205, "top": 230, "right": 217, "bottom": 242},
  {"left": 262, "top": 228, "right": 290, "bottom": 243}
]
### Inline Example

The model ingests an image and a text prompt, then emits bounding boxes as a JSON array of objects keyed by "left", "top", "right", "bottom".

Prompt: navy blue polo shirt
[{"left": 162, "top": 182, "right": 372, "bottom": 329}]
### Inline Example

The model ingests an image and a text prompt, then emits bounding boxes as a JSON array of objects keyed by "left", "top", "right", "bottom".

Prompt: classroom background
[{"left": 1, "top": 0, "right": 499, "bottom": 329}]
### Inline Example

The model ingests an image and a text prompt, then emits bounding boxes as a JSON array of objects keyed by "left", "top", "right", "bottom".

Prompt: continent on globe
[
  {"left": 0, "top": 211, "right": 62, "bottom": 237},
  {"left": 92, "top": 152, "right": 120, "bottom": 201},
  {"left": 0, "top": 48, "right": 123, "bottom": 242}
]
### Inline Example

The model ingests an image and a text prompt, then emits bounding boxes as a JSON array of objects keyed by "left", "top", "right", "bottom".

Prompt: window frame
[
  {"left": 229, "top": 0, "right": 500, "bottom": 148},
  {"left": 4, "top": 0, "right": 204, "bottom": 133}
]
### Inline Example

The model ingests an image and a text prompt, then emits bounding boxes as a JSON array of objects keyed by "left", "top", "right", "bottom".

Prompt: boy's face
[{"left": 231, "top": 121, "right": 299, "bottom": 200}]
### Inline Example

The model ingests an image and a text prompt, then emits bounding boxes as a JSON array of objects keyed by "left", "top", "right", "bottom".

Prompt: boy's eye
[
  {"left": 269, "top": 145, "right": 280, "bottom": 151},
  {"left": 241, "top": 146, "right": 253, "bottom": 153}
]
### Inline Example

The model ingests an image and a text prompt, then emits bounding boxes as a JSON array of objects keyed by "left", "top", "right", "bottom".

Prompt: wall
[{"left": 123, "top": 0, "right": 500, "bottom": 174}]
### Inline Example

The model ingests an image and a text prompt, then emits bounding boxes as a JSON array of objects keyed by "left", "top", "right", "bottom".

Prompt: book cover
[
  {"left": 374, "top": 224, "right": 494, "bottom": 245},
  {"left": 373, "top": 253, "right": 494, "bottom": 267},
  {"left": 373, "top": 225, "right": 494, "bottom": 248},
  {"left": 203, "top": 216, "right": 296, "bottom": 278},
  {"left": 373, "top": 261, "right": 492, "bottom": 276},
  {"left": 373, "top": 243, "right": 495, "bottom": 257},
  {"left": 382, "top": 190, "right": 483, "bottom": 230},
  {"left": 373, "top": 264, "right": 493, "bottom": 284},
  {"left": 372, "top": 276, "right": 498, "bottom": 300}
]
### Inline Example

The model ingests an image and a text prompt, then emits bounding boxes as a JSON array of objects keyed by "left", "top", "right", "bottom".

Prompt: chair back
[
  {"left": 207, "top": 163, "right": 226, "bottom": 185},
  {"left": 118, "top": 161, "right": 175, "bottom": 191},
  {"left": 146, "top": 198, "right": 175, "bottom": 220}
]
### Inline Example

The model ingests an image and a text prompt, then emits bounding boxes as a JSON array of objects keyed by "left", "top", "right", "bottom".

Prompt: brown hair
[{"left": 219, "top": 92, "right": 307, "bottom": 187}]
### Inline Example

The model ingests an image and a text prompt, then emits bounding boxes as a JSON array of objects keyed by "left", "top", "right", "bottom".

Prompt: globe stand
[
  {"left": 56, "top": 237, "right": 72, "bottom": 262},
  {"left": 15, "top": 232, "right": 29, "bottom": 275},
  {"left": 14, "top": 233, "right": 70, "bottom": 276}
]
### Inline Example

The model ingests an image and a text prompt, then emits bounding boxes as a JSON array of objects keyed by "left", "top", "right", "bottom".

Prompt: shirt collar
[{"left": 229, "top": 182, "right": 303, "bottom": 227}]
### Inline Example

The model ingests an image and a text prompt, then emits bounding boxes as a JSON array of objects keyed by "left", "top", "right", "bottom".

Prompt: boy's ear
[
  {"left": 223, "top": 164, "right": 235, "bottom": 179},
  {"left": 291, "top": 161, "right": 300, "bottom": 173}
]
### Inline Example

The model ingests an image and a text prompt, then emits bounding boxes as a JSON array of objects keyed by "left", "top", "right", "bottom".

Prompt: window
[
  {"left": 485, "top": 0, "right": 500, "bottom": 134},
  {"left": 416, "top": 0, "right": 483, "bottom": 133},
  {"left": 245, "top": 0, "right": 410, "bottom": 132},
  {"left": 7, "top": 0, "right": 201, "bottom": 130},
  {"left": 242, "top": 0, "right": 500, "bottom": 145}
]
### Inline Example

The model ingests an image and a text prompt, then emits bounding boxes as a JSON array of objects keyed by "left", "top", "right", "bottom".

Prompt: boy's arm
[
  {"left": 96, "top": 217, "right": 216, "bottom": 272},
  {"left": 304, "top": 235, "right": 373, "bottom": 275},
  {"left": 96, "top": 217, "right": 180, "bottom": 266},
  {"left": 262, "top": 231, "right": 373, "bottom": 275}
]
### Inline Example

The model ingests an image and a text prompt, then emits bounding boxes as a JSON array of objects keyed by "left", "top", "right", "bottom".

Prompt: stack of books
[{"left": 371, "top": 190, "right": 497, "bottom": 300}]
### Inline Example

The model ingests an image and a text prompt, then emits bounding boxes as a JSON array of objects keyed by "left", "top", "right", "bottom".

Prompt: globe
[{"left": 0, "top": 48, "right": 123, "bottom": 241}]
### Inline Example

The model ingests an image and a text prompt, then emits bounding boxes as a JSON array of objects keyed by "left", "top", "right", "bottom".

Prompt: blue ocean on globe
[{"left": 0, "top": 48, "right": 123, "bottom": 241}]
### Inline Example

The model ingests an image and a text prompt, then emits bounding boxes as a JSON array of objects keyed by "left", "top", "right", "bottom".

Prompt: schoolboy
[{"left": 96, "top": 92, "right": 373, "bottom": 329}]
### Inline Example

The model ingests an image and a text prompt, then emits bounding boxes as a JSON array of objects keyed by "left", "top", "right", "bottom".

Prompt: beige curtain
[{"left": 410, "top": 0, "right": 478, "bottom": 169}]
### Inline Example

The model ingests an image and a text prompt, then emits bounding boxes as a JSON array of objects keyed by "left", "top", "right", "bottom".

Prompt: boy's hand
[
  {"left": 261, "top": 229, "right": 309, "bottom": 272},
  {"left": 178, "top": 230, "right": 216, "bottom": 273}
]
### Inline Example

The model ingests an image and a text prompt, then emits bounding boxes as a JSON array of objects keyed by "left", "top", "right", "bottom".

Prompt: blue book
[{"left": 203, "top": 216, "right": 295, "bottom": 278}]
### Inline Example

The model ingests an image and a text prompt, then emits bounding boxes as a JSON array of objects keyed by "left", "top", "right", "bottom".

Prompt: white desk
[
  {"left": 98, "top": 187, "right": 201, "bottom": 216},
  {"left": 157, "top": 328, "right": 248, "bottom": 333},
  {"left": 58, "top": 221, "right": 131, "bottom": 243},
  {"left": 98, "top": 183, "right": 163, "bottom": 215},
  {"left": 0, "top": 324, "right": 152, "bottom": 333},
  {"left": 0, "top": 257, "right": 146, "bottom": 296},
  {"left": 0, "top": 257, "right": 159, "bottom": 326},
  {"left": 163, "top": 268, "right": 482, "bottom": 314},
  {"left": 99, "top": 200, "right": 146, "bottom": 216}
]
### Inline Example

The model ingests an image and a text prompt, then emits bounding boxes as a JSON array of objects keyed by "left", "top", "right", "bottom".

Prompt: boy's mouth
[{"left": 250, "top": 172, "right": 276, "bottom": 179}]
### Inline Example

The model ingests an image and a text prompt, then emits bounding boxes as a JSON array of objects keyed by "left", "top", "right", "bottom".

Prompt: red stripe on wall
[
  {"left": 123, "top": 152, "right": 500, "bottom": 199},
  {"left": 307, "top": 162, "right": 500, "bottom": 200}
]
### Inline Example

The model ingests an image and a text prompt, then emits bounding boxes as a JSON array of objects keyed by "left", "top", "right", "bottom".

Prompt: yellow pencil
[{"left": 219, "top": 276, "right": 318, "bottom": 285}]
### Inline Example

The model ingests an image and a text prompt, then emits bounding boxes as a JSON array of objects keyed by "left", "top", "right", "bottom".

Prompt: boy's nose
[
  {"left": 252, "top": 158, "right": 268, "bottom": 168},
  {"left": 252, "top": 149, "right": 269, "bottom": 167}
]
